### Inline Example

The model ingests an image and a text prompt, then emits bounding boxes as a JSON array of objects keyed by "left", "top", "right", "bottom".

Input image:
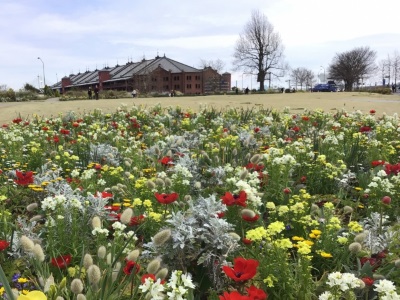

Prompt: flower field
[{"left": 1, "top": 104, "right": 400, "bottom": 300}]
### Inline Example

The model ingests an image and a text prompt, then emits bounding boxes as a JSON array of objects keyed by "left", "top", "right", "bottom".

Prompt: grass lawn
[{"left": 1, "top": 91, "right": 399, "bottom": 124}]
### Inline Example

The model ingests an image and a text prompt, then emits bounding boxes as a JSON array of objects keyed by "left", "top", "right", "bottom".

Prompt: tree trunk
[{"left": 344, "top": 81, "right": 353, "bottom": 91}]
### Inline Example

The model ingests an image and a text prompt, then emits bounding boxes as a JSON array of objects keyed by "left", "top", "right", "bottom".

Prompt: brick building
[{"left": 53, "top": 55, "right": 231, "bottom": 95}]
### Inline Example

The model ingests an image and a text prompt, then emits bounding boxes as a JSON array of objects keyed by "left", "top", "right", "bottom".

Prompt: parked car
[{"left": 312, "top": 84, "right": 337, "bottom": 92}]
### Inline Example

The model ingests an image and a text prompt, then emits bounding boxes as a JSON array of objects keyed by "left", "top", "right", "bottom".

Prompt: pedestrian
[
  {"left": 245, "top": 87, "right": 249, "bottom": 94},
  {"left": 132, "top": 89, "right": 137, "bottom": 98},
  {"left": 94, "top": 85, "right": 99, "bottom": 100},
  {"left": 235, "top": 87, "right": 238, "bottom": 95},
  {"left": 392, "top": 83, "right": 396, "bottom": 93},
  {"left": 88, "top": 86, "right": 92, "bottom": 99}
]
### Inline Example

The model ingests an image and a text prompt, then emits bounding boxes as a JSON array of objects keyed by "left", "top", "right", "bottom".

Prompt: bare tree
[
  {"left": 328, "top": 46, "right": 377, "bottom": 91},
  {"left": 233, "top": 10, "right": 287, "bottom": 91},
  {"left": 199, "top": 59, "right": 225, "bottom": 73},
  {"left": 381, "top": 51, "right": 400, "bottom": 88},
  {"left": 290, "top": 67, "right": 314, "bottom": 90}
]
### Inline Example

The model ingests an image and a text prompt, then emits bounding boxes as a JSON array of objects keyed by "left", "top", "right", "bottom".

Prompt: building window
[
  {"left": 174, "top": 76, "right": 180, "bottom": 81},
  {"left": 186, "top": 84, "right": 191, "bottom": 89},
  {"left": 174, "top": 84, "right": 180, "bottom": 89},
  {"left": 195, "top": 75, "right": 201, "bottom": 80},
  {"left": 195, "top": 84, "right": 201, "bottom": 89},
  {"left": 186, "top": 75, "right": 192, "bottom": 80},
  {"left": 151, "top": 77, "right": 157, "bottom": 82},
  {"left": 165, "top": 85, "right": 169, "bottom": 90}
]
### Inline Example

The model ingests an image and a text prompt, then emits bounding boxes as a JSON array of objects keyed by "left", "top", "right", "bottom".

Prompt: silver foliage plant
[
  {"left": 143, "top": 194, "right": 240, "bottom": 290},
  {"left": 360, "top": 212, "right": 394, "bottom": 254},
  {"left": 89, "top": 143, "right": 121, "bottom": 166}
]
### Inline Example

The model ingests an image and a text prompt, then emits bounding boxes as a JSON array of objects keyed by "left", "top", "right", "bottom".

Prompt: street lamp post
[
  {"left": 320, "top": 66, "right": 325, "bottom": 83},
  {"left": 37, "top": 57, "right": 46, "bottom": 87}
]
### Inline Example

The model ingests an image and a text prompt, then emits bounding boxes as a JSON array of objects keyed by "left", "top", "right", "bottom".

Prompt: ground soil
[{"left": 1, "top": 92, "right": 400, "bottom": 124}]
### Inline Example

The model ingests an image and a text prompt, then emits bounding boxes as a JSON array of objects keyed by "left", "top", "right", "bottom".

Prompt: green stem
[{"left": 0, "top": 264, "right": 16, "bottom": 300}]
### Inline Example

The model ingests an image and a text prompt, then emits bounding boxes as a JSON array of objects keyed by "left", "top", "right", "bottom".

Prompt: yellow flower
[
  {"left": 143, "top": 199, "right": 152, "bottom": 208},
  {"left": 311, "top": 229, "right": 322, "bottom": 235},
  {"left": 263, "top": 275, "right": 277, "bottom": 287},
  {"left": 292, "top": 236, "right": 304, "bottom": 241},
  {"left": 246, "top": 226, "right": 268, "bottom": 241},
  {"left": 337, "top": 237, "right": 348, "bottom": 244},
  {"left": 348, "top": 221, "right": 363, "bottom": 233},
  {"left": 320, "top": 251, "right": 333, "bottom": 258},
  {"left": 148, "top": 212, "right": 162, "bottom": 222},
  {"left": 17, "top": 290, "right": 47, "bottom": 300}
]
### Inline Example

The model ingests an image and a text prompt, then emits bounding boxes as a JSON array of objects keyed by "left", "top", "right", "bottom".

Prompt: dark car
[{"left": 312, "top": 84, "right": 337, "bottom": 92}]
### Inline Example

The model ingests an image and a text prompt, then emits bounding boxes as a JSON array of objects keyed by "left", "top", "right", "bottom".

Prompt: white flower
[
  {"left": 374, "top": 279, "right": 397, "bottom": 294},
  {"left": 318, "top": 291, "right": 333, "bottom": 300},
  {"left": 181, "top": 273, "right": 195, "bottom": 289}
]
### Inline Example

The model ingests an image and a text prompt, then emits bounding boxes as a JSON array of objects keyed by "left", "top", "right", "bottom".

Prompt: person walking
[
  {"left": 132, "top": 89, "right": 137, "bottom": 98},
  {"left": 88, "top": 86, "right": 92, "bottom": 99},
  {"left": 94, "top": 85, "right": 99, "bottom": 100}
]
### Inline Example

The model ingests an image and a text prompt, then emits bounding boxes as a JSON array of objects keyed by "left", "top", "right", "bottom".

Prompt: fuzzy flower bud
[
  {"left": 155, "top": 268, "right": 169, "bottom": 280},
  {"left": 146, "top": 180, "right": 156, "bottom": 189},
  {"left": 354, "top": 232, "right": 367, "bottom": 243},
  {"left": 343, "top": 206, "right": 353, "bottom": 214},
  {"left": 239, "top": 169, "right": 248, "bottom": 180},
  {"left": 127, "top": 249, "right": 140, "bottom": 262},
  {"left": 394, "top": 259, "right": 400, "bottom": 268},
  {"left": 87, "top": 265, "right": 101, "bottom": 285},
  {"left": 348, "top": 242, "right": 362, "bottom": 253},
  {"left": 194, "top": 182, "right": 201, "bottom": 189},
  {"left": 164, "top": 178, "right": 172, "bottom": 187},
  {"left": 26, "top": 203, "right": 38, "bottom": 212},
  {"left": 20, "top": 235, "right": 35, "bottom": 252},
  {"left": 250, "top": 154, "right": 261, "bottom": 164},
  {"left": 97, "top": 246, "right": 107, "bottom": 259},
  {"left": 120, "top": 208, "right": 133, "bottom": 224},
  {"left": 153, "top": 229, "right": 172, "bottom": 247},
  {"left": 91, "top": 216, "right": 101, "bottom": 229},
  {"left": 83, "top": 254, "right": 93, "bottom": 269},
  {"left": 155, "top": 178, "right": 165, "bottom": 187},
  {"left": 184, "top": 195, "right": 192, "bottom": 201},
  {"left": 146, "top": 258, "right": 161, "bottom": 274},
  {"left": 29, "top": 215, "right": 44, "bottom": 223},
  {"left": 241, "top": 209, "right": 256, "bottom": 219},
  {"left": 77, "top": 294, "right": 87, "bottom": 300},
  {"left": 70, "top": 278, "right": 84, "bottom": 294},
  {"left": 33, "top": 244, "right": 45, "bottom": 262},
  {"left": 228, "top": 232, "right": 241, "bottom": 241}
]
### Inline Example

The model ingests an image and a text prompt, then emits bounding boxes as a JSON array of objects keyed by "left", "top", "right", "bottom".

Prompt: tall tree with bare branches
[
  {"left": 290, "top": 67, "right": 314, "bottom": 90},
  {"left": 233, "top": 10, "right": 287, "bottom": 91},
  {"left": 328, "top": 46, "right": 377, "bottom": 91}
]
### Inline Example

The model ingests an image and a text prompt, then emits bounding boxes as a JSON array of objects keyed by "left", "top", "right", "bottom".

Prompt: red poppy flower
[
  {"left": 242, "top": 214, "right": 259, "bottom": 222},
  {"left": 301, "top": 116, "right": 309, "bottom": 121},
  {"left": 0, "top": 240, "right": 10, "bottom": 251},
  {"left": 361, "top": 277, "right": 374, "bottom": 286},
  {"left": 221, "top": 191, "right": 247, "bottom": 207},
  {"left": 51, "top": 254, "right": 72, "bottom": 268},
  {"left": 254, "top": 127, "right": 260, "bottom": 133},
  {"left": 222, "top": 257, "right": 259, "bottom": 282},
  {"left": 385, "top": 163, "right": 400, "bottom": 175},
  {"left": 371, "top": 160, "right": 385, "bottom": 167},
  {"left": 359, "top": 126, "right": 372, "bottom": 133},
  {"left": 13, "top": 118, "right": 22, "bottom": 124},
  {"left": 155, "top": 192, "right": 179, "bottom": 204},
  {"left": 158, "top": 156, "right": 173, "bottom": 166},
  {"left": 369, "top": 109, "right": 376, "bottom": 114},
  {"left": 60, "top": 128, "right": 70, "bottom": 135},
  {"left": 129, "top": 215, "right": 145, "bottom": 226},
  {"left": 96, "top": 191, "right": 113, "bottom": 198},
  {"left": 245, "top": 163, "right": 264, "bottom": 172},
  {"left": 141, "top": 273, "right": 156, "bottom": 283},
  {"left": 291, "top": 126, "right": 300, "bottom": 132},
  {"left": 217, "top": 212, "right": 225, "bottom": 218},
  {"left": 15, "top": 170, "right": 34, "bottom": 186},
  {"left": 123, "top": 260, "right": 141, "bottom": 275},
  {"left": 219, "top": 291, "right": 249, "bottom": 300},
  {"left": 247, "top": 286, "right": 268, "bottom": 300},
  {"left": 53, "top": 136, "right": 60, "bottom": 143},
  {"left": 242, "top": 238, "right": 252, "bottom": 245}
]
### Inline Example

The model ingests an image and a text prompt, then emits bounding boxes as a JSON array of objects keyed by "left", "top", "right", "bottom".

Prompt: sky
[{"left": 1, "top": 0, "right": 400, "bottom": 91}]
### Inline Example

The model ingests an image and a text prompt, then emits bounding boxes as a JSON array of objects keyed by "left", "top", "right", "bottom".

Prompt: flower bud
[
  {"left": 153, "top": 229, "right": 172, "bottom": 247},
  {"left": 241, "top": 209, "right": 256, "bottom": 219},
  {"left": 77, "top": 294, "right": 86, "bottom": 300},
  {"left": 164, "top": 178, "right": 172, "bottom": 187},
  {"left": 194, "top": 182, "right": 201, "bottom": 189},
  {"left": 147, "top": 258, "right": 161, "bottom": 274},
  {"left": 372, "top": 274, "right": 385, "bottom": 280},
  {"left": 394, "top": 259, "right": 400, "bottom": 268},
  {"left": 354, "top": 232, "right": 367, "bottom": 243},
  {"left": 184, "top": 195, "right": 192, "bottom": 201},
  {"left": 87, "top": 265, "right": 101, "bottom": 285},
  {"left": 228, "top": 232, "right": 241, "bottom": 241},
  {"left": 70, "top": 278, "right": 84, "bottom": 294},
  {"left": 348, "top": 242, "right": 362, "bottom": 253},
  {"left": 155, "top": 268, "right": 169, "bottom": 280},
  {"left": 33, "top": 244, "right": 45, "bottom": 262},
  {"left": 83, "top": 254, "right": 93, "bottom": 269},
  {"left": 91, "top": 216, "right": 101, "bottom": 229},
  {"left": 127, "top": 249, "right": 140, "bottom": 262},
  {"left": 20, "top": 235, "right": 35, "bottom": 252},
  {"left": 239, "top": 169, "right": 248, "bottom": 180},
  {"left": 97, "top": 246, "right": 107, "bottom": 259},
  {"left": 343, "top": 206, "right": 353, "bottom": 214},
  {"left": 381, "top": 196, "right": 391, "bottom": 205},
  {"left": 26, "top": 203, "right": 38, "bottom": 212},
  {"left": 146, "top": 180, "right": 156, "bottom": 189},
  {"left": 120, "top": 208, "right": 133, "bottom": 224},
  {"left": 155, "top": 178, "right": 165, "bottom": 187},
  {"left": 29, "top": 215, "right": 44, "bottom": 223},
  {"left": 250, "top": 154, "right": 261, "bottom": 164}
]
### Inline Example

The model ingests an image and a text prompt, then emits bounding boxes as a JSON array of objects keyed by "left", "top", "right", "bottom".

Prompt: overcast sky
[{"left": 1, "top": 0, "right": 399, "bottom": 90}]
